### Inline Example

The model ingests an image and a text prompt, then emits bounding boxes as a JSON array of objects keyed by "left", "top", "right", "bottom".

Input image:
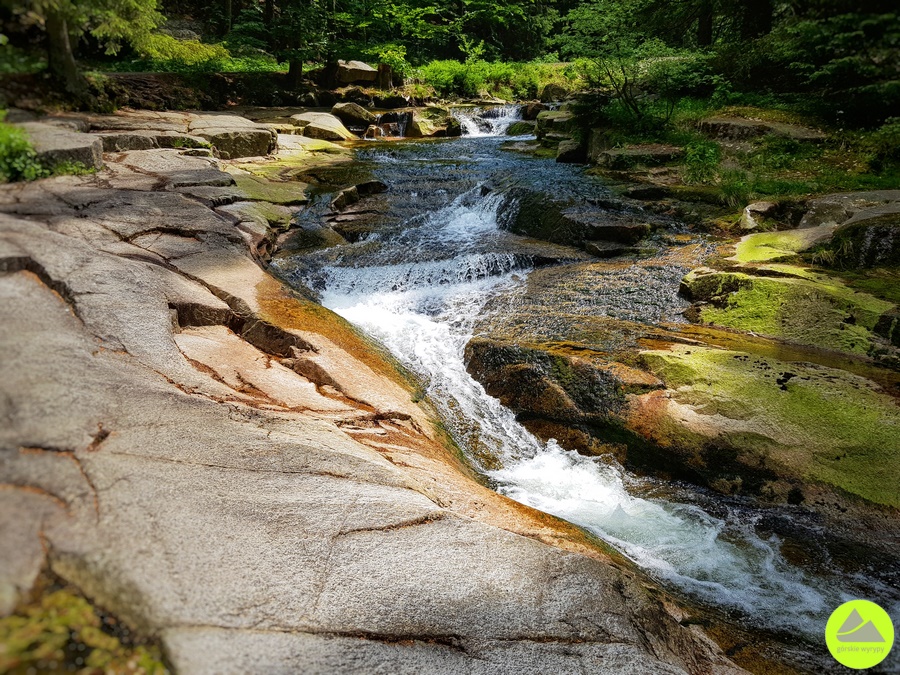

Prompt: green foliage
[
  {"left": 417, "top": 60, "right": 578, "bottom": 99},
  {"left": 0, "top": 42, "right": 46, "bottom": 75},
  {"left": 0, "top": 588, "right": 166, "bottom": 673},
  {"left": 366, "top": 43, "right": 413, "bottom": 77},
  {"left": 0, "top": 117, "right": 45, "bottom": 183},
  {"left": 134, "top": 33, "right": 228, "bottom": 69},
  {"left": 865, "top": 117, "right": 900, "bottom": 170},
  {"left": 683, "top": 139, "right": 720, "bottom": 184}
]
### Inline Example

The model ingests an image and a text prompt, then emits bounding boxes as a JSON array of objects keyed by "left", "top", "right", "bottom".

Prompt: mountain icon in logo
[{"left": 836, "top": 608, "right": 887, "bottom": 643}]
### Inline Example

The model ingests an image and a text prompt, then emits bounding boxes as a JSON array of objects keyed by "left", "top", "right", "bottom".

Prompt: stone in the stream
[
  {"left": 831, "top": 201, "right": 900, "bottom": 267},
  {"left": 187, "top": 115, "right": 277, "bottom": 159},
  {"left": 506, "top": 120, "right": 536, "bottom": 136},
  {"left": 291, "top": 112, "right": 358, "bottom": 141},
  {"left": 535, "top": 110, "right": 575, "bottom": 139},
  {"left": 522, "top": 102, "right": 548, "bottom": 120},
  {"left": 739, "top": 201, "right": 777, "bottom": 231},
  {"left": 538, "top": 83, "right": 569, "bottom": 102},
  {"left": 18, "top": 122, "right": 104, "bottom": 170},
  {"left": 406, "top": 107, "right": 461, "bottom": 138},
  {"left": 331, "top": 102, "right": 377, "bottom": 128},
  {"left": 556, "top": 139, "right": 587, "bottom": 163}
]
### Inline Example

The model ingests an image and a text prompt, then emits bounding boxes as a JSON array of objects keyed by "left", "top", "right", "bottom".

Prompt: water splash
[{"left": 453, "top": 105, "right": 522, "bottom": 137}]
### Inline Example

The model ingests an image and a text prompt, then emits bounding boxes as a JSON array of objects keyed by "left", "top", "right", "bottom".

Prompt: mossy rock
[
  {"left": 639, "top": 344, "right": 900, "bottom": 507},
  {"left": 0, "top": 587, "right": 166, "bottom": 674},
  {"left": 228, "top": 172, "right": 308, "bottom": 205},
  {"left": 681, "top": 267, "right": 894, "bottom": 356},
  {"left": 731, "top": 225, "right": 836, "bottom": 264},
  {"left": 506, "top": 121, "right": 536, "bottom": 136}
]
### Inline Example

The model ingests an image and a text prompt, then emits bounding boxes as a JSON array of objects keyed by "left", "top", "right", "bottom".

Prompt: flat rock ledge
[{"left": 0, "top": 115, "right": 744, "bottom": 675}]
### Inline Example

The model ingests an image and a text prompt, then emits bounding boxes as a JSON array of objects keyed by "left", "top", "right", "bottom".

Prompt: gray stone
[
  {"left": 337, "top": 59, "right": 378, "bottom": 84},
  {"left": 596, "top": 145, "right": 684, "bottom": 169},
  {"left": 331, "top": 102, "right": 377, "bottom": 128},
  {"left": 95, "top": 131, "right": 159, "bottom": 152},
  {"left": 699, "top": 117, "right": 826, "bottom": 142},
  {"left": 19, "top": 122, "right": 104, "bottom": 170},
  {"left": 556, "top": 139, "right": 586, "bottom": 163},
  {"left": 291, "top": 113, "right": 358, "bottom": 142}
]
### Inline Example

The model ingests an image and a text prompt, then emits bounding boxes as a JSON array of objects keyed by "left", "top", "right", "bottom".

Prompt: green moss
[
  {"left": 685, "top": 269, "right": 894, "bottom": 355},
  {"left": 732, "top": 231, "right": 810, "bottom": 263},
  {"left": 641, "top": 345, "right": 900, "bottom": 507},
  {"left": 229, "top": 172, "right": 308, "bottom": 205},
  {"left": 0, "top": 588, "right": 167, "bottom": 673}
]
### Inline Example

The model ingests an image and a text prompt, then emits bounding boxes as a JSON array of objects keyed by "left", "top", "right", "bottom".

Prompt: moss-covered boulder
[
  {"left": 637, "top": 344, "right": 900, "bottom": 509},
  {"left": 506, "top": 120, "right": 536, "bottom": 136},
  {"left": 406, "top": 107, "right": 462, "bottom": 138},
  {"left": 535, "top": 111, "right": 576, "bottom": 139},
  {"left": 680, "top": 267, "right": 895, "bottom": 356}
]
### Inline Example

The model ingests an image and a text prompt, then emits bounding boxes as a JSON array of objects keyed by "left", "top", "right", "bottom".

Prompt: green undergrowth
[
  {"left": 415, "top": 60, "right": 582, "bottom": 100},
  {"left": 641, "top": 344, "right": 900, "bottom": 507},
  {"left": 1, "top": 114, "right": 97, "bottom": 184},
  {"left": 0, "top": 586, "right": 167, "bottom": 674}
]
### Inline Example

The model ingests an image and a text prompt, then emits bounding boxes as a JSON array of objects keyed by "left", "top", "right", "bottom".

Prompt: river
[{"left": 271, "top": 106, "right": 899, "bottom": 672}]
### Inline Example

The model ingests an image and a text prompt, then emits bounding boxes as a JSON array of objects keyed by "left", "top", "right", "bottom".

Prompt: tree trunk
[
  {"left": 264, "top": 0, "right": 274, "bottom": 25},
  {"left": 45, "top": 10, "right": 87, "bottom": 98},
  {"left": 697, "top": 0, "right": 713, "bottom": 47},
  {"left": 741, "top": 0, "right": 773, "bottom": 38},
  {"left": 224, "top": 0, "right": 233, "bottom": 32},
  {"left": 287, "top": 59, "right": 303, "bottom": 88}
]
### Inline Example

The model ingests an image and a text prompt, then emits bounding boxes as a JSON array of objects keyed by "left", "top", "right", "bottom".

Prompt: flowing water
[{"left": 272, "top": 108, "right": 899, "bottom": 669}]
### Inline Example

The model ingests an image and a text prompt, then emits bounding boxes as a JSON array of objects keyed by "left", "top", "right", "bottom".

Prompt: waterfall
[{"left": 452, "top": 105, "right": 523, "bottom": 137}]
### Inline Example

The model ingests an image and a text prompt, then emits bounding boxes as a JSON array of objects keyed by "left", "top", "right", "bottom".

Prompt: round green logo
[{"left": 826, "top": 600, "right": 895, "bottom": 669}]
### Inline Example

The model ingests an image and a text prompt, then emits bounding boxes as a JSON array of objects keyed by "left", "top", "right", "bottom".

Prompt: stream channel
[{"left": 271, "top": 106, "right": 900, "bottom": 671}]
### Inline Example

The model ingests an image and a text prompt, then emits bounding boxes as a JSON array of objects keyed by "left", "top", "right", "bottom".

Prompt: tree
[{"left": 7, "top": 0, "right": 161, "bottom": 98}]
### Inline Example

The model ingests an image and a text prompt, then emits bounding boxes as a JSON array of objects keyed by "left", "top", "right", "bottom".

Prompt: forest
[{"left": 0, "top": 0, "right": 897, "bottom": 127}]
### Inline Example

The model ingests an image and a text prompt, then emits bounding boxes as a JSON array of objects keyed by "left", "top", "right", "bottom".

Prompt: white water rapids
[{"left": 293, "top": 110, "right": 898, "bottom": 656}]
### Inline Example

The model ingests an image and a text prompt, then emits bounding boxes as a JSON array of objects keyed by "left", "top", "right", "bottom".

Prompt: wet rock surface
[{"left": 0, "top": 109, "right": 747, "bottom": 674}]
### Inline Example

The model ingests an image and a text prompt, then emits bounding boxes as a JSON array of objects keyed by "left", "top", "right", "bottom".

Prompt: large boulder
[
  {"left": 506, "top": 121, "right": 536, "bottom": 136},
  {"left": 498, "top": 189, "right": 655, "bottom": 248},
  {"left": 187, "top": 115, "right": 277, "bottom": 159},
  {"left": 406, "top": 107, "right": 462, "bottom": 138},
  {"left": 290, "top": 113, "right": 359, "bottom": 141},
  {"left": 522, "top": 102, "right": 548, "bottom": 120},
  {"left": 331, "top": 102, "right": 377, "bottom": 128},
  {"left": 336, "top": 59, "right": 378, "bottom": 85},
  {"left": 595, "top": 144, "right": 684, "bottom": 169},
  {"left": 556, "top": 140, "right": 586, "bottom": 163},
  {"left": 535, "top": 111, "right": 575, "bottom": 139},
  {"left": 18, "top": 122, "right": 104, "bottom": 170},
  {"left": 698, "top": 117, "right": 826, "bottom": 142},
  {"left": 538, "top": 83, "right": 569, "bottom": 102}
]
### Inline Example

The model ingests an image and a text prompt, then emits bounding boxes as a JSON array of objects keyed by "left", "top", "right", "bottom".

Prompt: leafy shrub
[
  {"left": 865, "top": 117, "right": 900, "bottom": 169},
  {"left": 132, "top": 34, "right": 230, "bottom": 71},
  {"left": 366, "top": 43, "right": 413, "bottom": 78},
  {"left": 416, "top": 60, "right": 580, "bottom": 100},
  {"left": 683, "top": 140, "right": 720, "bottom": 184},
  {"left": 0, "top": 117, "right": 45, "bottom": 183}
]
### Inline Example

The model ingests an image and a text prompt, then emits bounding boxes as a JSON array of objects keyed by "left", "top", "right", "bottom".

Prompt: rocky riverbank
[{"left": 0, "top": 109, "right": 753, "bottom": 673}]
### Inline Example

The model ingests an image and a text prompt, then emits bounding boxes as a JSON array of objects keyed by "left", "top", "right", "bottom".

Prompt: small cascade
[{"left": 452, "top": 105, "right": 522, "bottom": 137}]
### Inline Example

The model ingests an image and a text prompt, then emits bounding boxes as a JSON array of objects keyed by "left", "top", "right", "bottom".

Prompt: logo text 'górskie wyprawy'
[{"left": 826, "top": 599, "right": 895, "bottom": 669}]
